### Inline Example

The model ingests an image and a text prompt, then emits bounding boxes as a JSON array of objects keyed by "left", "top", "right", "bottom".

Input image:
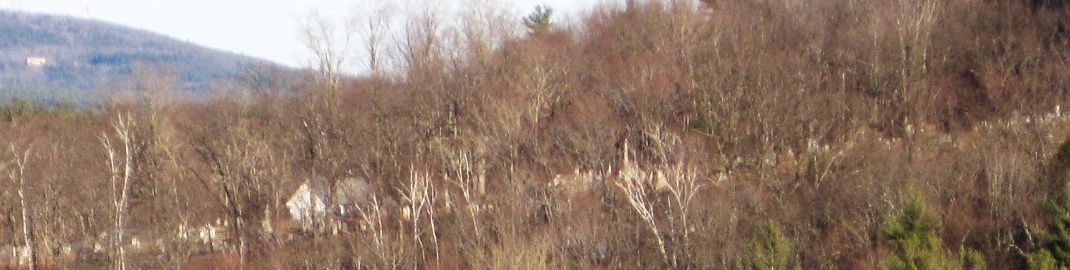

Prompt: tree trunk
[
  {"left": 237, "top": 217, "right": 246, "bottom": 270},
  {"left": 19, "top": 189, "right": 36, "bottom": 270},
  {"left": 8, "top": 213, "right": 16, "bottom": 269},
  {"left": 14, "top": 150, "right": 37, "bottom": 270},
  {"left": 102, "top": 115, "right": 135, "bottom": 270}
]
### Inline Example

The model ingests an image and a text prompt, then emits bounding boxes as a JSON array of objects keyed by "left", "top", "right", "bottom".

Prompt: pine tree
[
  {"left": 523, "top": 5, "right": 554, "bottom": 34},
  {"left": 1029, "top": 136, "right": 1070, "bottom": 270},
  {"left": 883, "top": 193, "right": 985, "bottom": 270},
  {"left": 743, "top": 221, "right": 799, "bottom": 270}
]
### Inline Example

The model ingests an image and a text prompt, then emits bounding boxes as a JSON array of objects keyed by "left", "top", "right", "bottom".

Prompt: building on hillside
[
  {"left": 285, "top": 177, "right": 371, "bottom": 224},
  {"left": 25, "top": 57, "right": 47, "bottom": 67}
]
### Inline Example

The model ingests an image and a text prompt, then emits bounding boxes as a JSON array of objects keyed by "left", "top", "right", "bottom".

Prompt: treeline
[{"left": 2, "top": 0, "right": 1070, "bottom": 269}]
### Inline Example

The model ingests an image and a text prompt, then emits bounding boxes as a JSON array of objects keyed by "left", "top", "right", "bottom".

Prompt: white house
[
  {"left": 25, "top": 57, "right": 47, "bottom": 67},
  {"left": 285, "top": 177, "right": 371, "bottom": 223},
  {"left": 286, "top": 181, "right": 327, "bottom": 222}
]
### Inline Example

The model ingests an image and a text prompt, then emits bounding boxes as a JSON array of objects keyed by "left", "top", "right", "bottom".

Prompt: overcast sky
[{"left": 0, "top": 0, "right": 611, "bottom": 68}]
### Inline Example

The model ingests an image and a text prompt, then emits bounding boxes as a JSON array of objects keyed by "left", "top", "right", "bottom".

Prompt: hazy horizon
[{"left": 0, "top": 0, "right": 609, "bottom": 70}]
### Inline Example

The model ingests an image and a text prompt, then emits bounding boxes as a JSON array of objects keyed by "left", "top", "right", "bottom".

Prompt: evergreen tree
[
  {"left": 1029, "top": 136, "right": 1070, "bottom": 269},
  {"left": 883, "top": 193, "right": 985, "bottom": 270},
  {"left": 740, "top": 221, "right": 800, "bottom": 270},
  {"left": 523, "top": 5, "right": 554, "bottom": 34}
]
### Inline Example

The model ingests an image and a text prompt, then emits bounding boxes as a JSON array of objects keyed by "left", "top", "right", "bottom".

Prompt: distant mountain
[{"left": 0, "top": 10, "right": 300, "bottom": 103}]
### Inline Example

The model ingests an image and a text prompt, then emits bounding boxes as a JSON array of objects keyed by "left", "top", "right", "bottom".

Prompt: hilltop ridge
[{"left": 0, "top": 10, "right": 297, "bottom": 102}]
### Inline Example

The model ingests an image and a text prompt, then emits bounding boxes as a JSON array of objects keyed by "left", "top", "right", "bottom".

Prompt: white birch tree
[{"left": 100, "top": 114, "right": 135, "bottom": 270}]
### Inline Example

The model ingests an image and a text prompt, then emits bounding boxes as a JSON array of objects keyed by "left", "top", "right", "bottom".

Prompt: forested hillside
[
  {"left": 0, "top": 10, "right": 295, "bottom": 103},
  {"left": 2, "top": 0, "right": 1070, "bottom": 269}
]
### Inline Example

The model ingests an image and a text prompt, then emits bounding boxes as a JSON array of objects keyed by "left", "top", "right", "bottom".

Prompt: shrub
[
  {"left": 961, "top": 248, "right": 987, "bottom": 270},
  {"left": 1029, "top": 250, "right": 1065, "bottom": 270},
  {"left": 740, "top": 221, "right": 799, "bottom": 270},
  {"left": 882, "top": 193, "right": 984, "bottom": 270},
  {"left": 1029, "top": 183, "right": 1070, "bottom": 270},
  {"left": 1030, "top": 137, "right": 1070, "bottom": 269},
  {"left": 0, "top": 98, "right": 45, "bottom": 121}
]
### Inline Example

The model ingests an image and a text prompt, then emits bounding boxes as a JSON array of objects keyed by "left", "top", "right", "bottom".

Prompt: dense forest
[{"left": 2, "top": 0, "right": 1070, "bottom": 269}]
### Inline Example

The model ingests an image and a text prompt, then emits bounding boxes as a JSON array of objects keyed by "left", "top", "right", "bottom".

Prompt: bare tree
[
  {"left": 354, "top": 1, "right": 395, "bottom": 77},
  {"left": 300, "top": 11, "right": 354, "bottom": 234},
  {"left": 100, "top": 114, "right": 135, "bottom": 270},
  {"left": 457, "top": 1, "right": 515, "bottom": 66},
  {"left": 301, "top": 11, "right": 351, "bottom": 96},
  {"left": 447, "top": 151, "right": 486, "bottom": 241},
  {"left": 354, "top": 195, "right": 403, "bottom": 269},
  {"left": 190, "top": 110, "right": 283, "bottom": 269},
  {"left": 9, "top": 144, "right": 36, "bottom": 270},
  {"left": 399, "top": 168, "right": 440, "bottom": 265},
  {"left": 400, "top": 8, "right": 444, "bottom": 82},
  {"left": 661, "top": 162, "right": 703, "bottom": 266},
  {"left": 615, "top": 152, "right": 670, "bottom": 267},
  {"left": 615, "top": 137, "right": 704, "bottom": 268}
]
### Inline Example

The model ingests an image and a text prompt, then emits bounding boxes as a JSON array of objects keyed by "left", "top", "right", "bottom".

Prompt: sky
[{"left": 0, "top": 0, "right": 610, "bottom": 68}]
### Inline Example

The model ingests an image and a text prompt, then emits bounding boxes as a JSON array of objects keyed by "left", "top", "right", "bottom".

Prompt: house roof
[{"left": 287, "top": 177, "right": 370, "bottom": 206}]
